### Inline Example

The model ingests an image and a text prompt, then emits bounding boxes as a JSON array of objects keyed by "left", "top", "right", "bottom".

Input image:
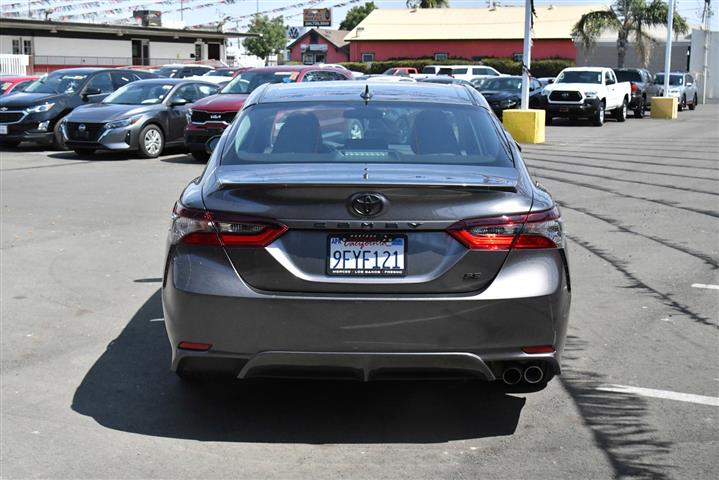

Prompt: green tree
[
  {"left": 572, "top": 0, "right": 688, "bottom": 68},
  {"left": 243, "top": 15, "right": 287, "bottom": 62},
  {"left": 339, "top": 2, "right": 377, "bottom": 31},
  {"left": 406, "top": 0, "right": 449, "bottom": 8}
]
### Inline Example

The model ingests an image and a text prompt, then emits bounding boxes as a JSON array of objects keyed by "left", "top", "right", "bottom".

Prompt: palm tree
[
  {"left": 406, "top": 0, "right": 449, "bottom": 8},
  {"left": 572, "top": 0, "right": 688, "bottom": 68}
]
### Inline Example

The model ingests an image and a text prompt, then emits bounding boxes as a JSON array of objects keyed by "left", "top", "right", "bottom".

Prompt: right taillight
[
  {"left": 169, "top": 203, "right": 287, "bottom": 247},
  {"left": 448, "top": 207, "right": 564, "bottom": 250},
  {"left": 631, "top": 82, "right": 638, "bottom": 93}
]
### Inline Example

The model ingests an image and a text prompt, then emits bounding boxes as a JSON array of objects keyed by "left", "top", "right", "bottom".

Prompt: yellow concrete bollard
[
  {"left": 502, "top": 109, "right": 546, "bottom": 144},
  {"left": 651, "top": 97, "right": 678, "bottom": 119}
]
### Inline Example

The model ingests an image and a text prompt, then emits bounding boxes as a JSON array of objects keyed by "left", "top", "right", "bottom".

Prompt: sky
[{"left": 2, "top": 0, "right": 716, "bottom": 32}]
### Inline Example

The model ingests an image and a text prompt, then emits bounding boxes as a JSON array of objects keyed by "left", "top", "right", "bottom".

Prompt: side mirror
[
  {"left": 84, "top": 87, "right": 102, "bottom": 96},
  {"left": 170, "top": 98, "right": 189, "bottom": 107},
  {"left": 206, "top": 136, "right": 221, "bottom": 155}
]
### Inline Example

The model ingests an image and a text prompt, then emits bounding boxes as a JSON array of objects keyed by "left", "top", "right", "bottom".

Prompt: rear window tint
[{"left": 220, "top": 101, "right": 514, "bottom": 168}]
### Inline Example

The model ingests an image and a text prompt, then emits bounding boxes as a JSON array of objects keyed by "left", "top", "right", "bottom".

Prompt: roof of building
[
  {"left": 345, "top": 5, "right": 608, "bottom": 42},
  {"left": 289, "top": 28, "right": 350, "bottom": 49},
  {"left": 0, "top": 17, "right": 254, "bottom": 40}
]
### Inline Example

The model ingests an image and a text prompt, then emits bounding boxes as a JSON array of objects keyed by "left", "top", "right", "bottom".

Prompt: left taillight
[
  {"left": 448, "top": 207, "right": 564, "bottom": 250},
  {"left": 169, "top": 203, "right": 287, "bottom": 247}
]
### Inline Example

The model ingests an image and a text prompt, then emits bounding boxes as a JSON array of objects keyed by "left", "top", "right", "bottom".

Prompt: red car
[
  {"left": 0, "top": 75, "right": 38, "bottom": 96},
  {"left": 184, "top": 65, "right": 353, "bottom": 161}
]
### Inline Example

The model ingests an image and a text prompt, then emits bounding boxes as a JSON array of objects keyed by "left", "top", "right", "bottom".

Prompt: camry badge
[
  {"left": 78, "top": 124, "right": 86, "bottom": 132},
  {"left": 350, "top": 193, "right": 386, "bottom": 217}
]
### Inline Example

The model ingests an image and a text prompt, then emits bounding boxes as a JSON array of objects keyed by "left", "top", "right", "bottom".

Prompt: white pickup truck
[{"left": 541, "top": 67, "right": 631, "bottom": 126}]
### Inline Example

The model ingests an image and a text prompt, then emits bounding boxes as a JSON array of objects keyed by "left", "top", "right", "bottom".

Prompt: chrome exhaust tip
[
  {"left": 523, "top": 365, "right": 544, "bottom": 384},
  {"left": 502, "top": 366, "right": 522, "bottom": 385}
]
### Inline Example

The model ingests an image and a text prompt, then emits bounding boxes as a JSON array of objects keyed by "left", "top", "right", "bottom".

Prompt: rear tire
[
  {"left": 138, "top": 124, "right": 163, "bottom": 159},
  {"left": 634, "top": 97, "right": 645, "bottom": 118},
  {"left": 191, "top": 151, "right": 210, "bottom": 162},
  {"left": 592, "top": 102, "right": 605, "bottom": 126},
  {"left": 689, "top": 94, "right": 697, "bottom": 110},
  {"left": 679, "top": 95, "right": 686, "bottom": 111},
  {"left": 0, "top": 140, "right": 21, "bottom": 148},
  {"left": 614, "top": 98, "right": 627, "bottom": 122},
  {"left": 73, "top": 148, "right": 95, "bottom": 157}
]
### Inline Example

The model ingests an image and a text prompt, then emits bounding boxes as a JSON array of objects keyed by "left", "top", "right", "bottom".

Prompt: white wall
[
  {"left": 689, "top": 29, "right": 718, "bottom": 102},
  {"left": 149, "top": 41, "right": 196, "bottom": 62},
  {"left": 34, "top": 37, "right": 130, "bottom": 57}
]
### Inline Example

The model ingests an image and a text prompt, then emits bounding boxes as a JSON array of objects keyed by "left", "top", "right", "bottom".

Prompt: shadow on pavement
[
  {"left": 560, "top": 335, "right": 674, "bottom": 480},
  {"left": 47, "top": 146, "right": 189, "bottom": 162},
  {"left": 72, "top": 290, "right": 527, "bottom": 444}
]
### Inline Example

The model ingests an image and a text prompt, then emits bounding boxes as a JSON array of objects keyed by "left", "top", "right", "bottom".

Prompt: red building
[
  {"left": 344, "top": 5, "right": 599, "bottom": 62},
  {"left": 288, "top": 28, "right": 350, "bottom": 64}
]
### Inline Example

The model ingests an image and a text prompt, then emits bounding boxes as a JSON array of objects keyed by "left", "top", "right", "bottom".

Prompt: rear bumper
[{"left": 162, "top": 245, "right": 571, "bottom": 381}]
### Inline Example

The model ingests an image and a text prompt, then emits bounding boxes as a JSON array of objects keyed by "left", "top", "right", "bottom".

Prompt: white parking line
[
  {"left": 149, "top": 318, "right": 165, "bottom": 323},
  {"left": 597, "top": 384, "right": 719, "bottom": 407},
  {"left": 691, "top": 283, "right": 719, "bottom": 290}
]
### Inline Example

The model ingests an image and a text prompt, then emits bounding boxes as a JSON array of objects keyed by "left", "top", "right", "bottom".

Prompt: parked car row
[{"left": 0, "top": 62, "right": 701, "bottom": 155}]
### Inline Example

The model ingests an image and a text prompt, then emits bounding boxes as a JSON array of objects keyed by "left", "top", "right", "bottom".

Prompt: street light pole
[
  {"left": 662, "top": 0, "right": 675, "bottom": 96},
  {"left": 520, "top": 0, "right": 532, "bottom": 109}
]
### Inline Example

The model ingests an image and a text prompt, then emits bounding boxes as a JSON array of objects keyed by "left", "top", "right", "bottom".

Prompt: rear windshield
[
  {"left": 615, "top": 70, "right": 642, "bottom": 82},
  {"left": 421, "top": 66, "right": 437, "bottom": 74},
  {"left": 220, "top": 102, "right": 513, "bottom": 168},
  {"left": 222, "top": 71, "right": 297, "bottom": 94},
  {"left": 556, "top": 70, "right": 602, "bottom": 84}
]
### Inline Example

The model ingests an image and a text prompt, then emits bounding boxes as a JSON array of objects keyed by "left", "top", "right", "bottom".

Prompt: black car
[
  {"left": 62, "top": 79, "right": 219, "bottom": 158},
  {"left": 613, "top": 68, "right": 653, "bottom": 117},
  {"left": 476, "top": 76, "right": 543, "bottom": 118},
  {"left": 156, "top": 65, "right": 214, "bottom": 78},
  {"left": 0, "top": 68, "right": 155, "bottom": 148}
]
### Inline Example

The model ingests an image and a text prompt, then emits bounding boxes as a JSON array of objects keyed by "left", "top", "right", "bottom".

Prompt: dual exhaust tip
[{"left": 501, "top": 365, "right": 544, "bottom": 385}]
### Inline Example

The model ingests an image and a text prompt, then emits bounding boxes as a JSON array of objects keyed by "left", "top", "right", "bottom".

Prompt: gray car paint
[
  {"left": 62, "top": 79, "right": 218, "bottom": 151},
  {"left": 162, "top": 81, "right": 570, "bottom": 383}
]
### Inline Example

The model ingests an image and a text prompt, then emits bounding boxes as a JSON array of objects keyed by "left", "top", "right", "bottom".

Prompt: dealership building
[
  {"left": 0, "top": 17, "right": 248, "bottom": 73},
  {"left": 288, "top": 28, "right": 350, "bottom": 64},
  {"left": 344, "top": 5, "right": 599, "bottom": 62}
]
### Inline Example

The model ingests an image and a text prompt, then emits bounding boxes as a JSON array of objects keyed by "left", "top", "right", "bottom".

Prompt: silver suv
[{"left": 653, "top": 72, "right": 699, "bottom": 111}]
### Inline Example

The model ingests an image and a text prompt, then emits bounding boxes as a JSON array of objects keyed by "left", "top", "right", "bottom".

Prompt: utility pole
[
  {"left": 662, "top": 0, "right": 676, "bottom": 97},
  {"left": 702, "top": 0, "right": 711, "bottom": 103},
  {"left": 520, "top": 0, "right": 532, "bottom": 109},
  {"left": 181, "top": 0, "right": 184, "bottom": 23}
]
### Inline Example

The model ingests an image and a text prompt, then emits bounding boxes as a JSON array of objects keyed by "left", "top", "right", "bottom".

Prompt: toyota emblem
[
  {"left": 78, "top": 124, "right": 86, "bottom": 132},
  {"left": 350, "top": 193, "right": 386, "bottom": 217},
  {"left": 561, "top": 92, "right": 569, "bottom": 98}
]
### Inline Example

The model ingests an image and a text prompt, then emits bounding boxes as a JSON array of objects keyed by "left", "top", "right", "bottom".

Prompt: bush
[{"left": 339, "top": 57, "right": 574, "bottom": 77}]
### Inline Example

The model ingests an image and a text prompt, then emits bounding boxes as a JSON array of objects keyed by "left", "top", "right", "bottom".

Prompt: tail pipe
[
  {"left": 501, "top": 366, "right": 523, "bottom": 385},
  {"left": 523, "top": 365, "right": 544, "bottom": 384}
]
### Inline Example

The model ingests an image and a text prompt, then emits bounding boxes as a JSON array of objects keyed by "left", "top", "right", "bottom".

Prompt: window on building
[
  {"left": 194, "top": 43, "right": 203, "bottom": 60},
  {"left": 12, "top": 40, "right": 20, "bottom": 54},
  {"left": 361, "top": 53, "right": 375, "bottom": 63},
  {"left": 23, "top": 40, "right": 32, "bottom": 55},
  {"left": 434, "top": 53, "right": 448, "bottom": 61}
]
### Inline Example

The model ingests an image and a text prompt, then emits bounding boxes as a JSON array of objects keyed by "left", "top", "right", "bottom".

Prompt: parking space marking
[
  {"left": 691, "top": 283, "right": 719, "bottom": 290},
  {"left": 597, "top": 384, "right": 719, "bottom": 407},
  {"left": 149, "top": 318, "right": 165, "bottom": 322}
]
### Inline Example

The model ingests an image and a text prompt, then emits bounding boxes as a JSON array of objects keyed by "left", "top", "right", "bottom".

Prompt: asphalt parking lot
[{"left": 1, "top": 106, "right": 718, "bottom": 479}]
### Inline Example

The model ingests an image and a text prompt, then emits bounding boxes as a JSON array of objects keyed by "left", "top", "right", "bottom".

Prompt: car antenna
[{"left": 360, "top": 84, "right": 373, "bottom": 104}]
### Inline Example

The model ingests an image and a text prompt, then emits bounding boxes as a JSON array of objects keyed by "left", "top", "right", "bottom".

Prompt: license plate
[
  {"left": 559, "top": 106, "right": 569, "bottom": 112},
  {"left": 327, "top": 234, "right": 406, "bottom": 276},
  {"left": 0, "top": 125, "right": 7, "bottom": 135}
]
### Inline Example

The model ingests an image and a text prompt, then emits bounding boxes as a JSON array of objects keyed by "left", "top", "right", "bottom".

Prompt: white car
[
  {"left": 418, "top": 65, "right": 503, "bottom": 81},
  {"left": 541, "top": 67, "right": 631, "bottom": 126}
]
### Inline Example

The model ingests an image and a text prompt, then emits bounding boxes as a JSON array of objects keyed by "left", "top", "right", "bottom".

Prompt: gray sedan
[
  {"left": 62, "top": 78, "right": 218, "bottom": 158},
  {"left": 162, "top": 81, "right": 571, "bottom": 388}
]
